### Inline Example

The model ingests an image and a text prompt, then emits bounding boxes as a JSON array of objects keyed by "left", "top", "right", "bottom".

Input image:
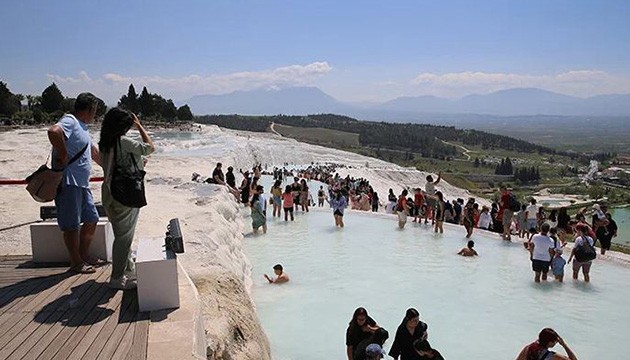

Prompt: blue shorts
[{"left": 55, "top": 185, "right": 99, "bottom": 231}]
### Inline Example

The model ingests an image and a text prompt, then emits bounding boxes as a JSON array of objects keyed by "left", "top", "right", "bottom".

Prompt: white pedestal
[
  {"left": 30, "top": 220, "right": 113, "bottom": 263},
  {"left": 136, "top": 238, "right": 180, "bottom": 312}
]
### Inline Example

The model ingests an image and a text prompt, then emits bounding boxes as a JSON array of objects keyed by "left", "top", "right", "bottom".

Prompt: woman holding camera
[{"left": 99, "top": 108, "right": 154, "bottom": 290}]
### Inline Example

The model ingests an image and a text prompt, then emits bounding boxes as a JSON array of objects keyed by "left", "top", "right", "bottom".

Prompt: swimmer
[
  {"left": 458, "top": 240, "right": 478, "bottom": 257},
  {"left": 264, "top": 264, "right": 289, "bottom": 284}
]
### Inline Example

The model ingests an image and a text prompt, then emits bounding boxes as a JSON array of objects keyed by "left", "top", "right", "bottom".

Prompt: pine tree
[
  {"left": 177, "top": 105, "right": 193, "bottom": 120},
  {"left": 118, "top": 84, "right": 139, "bottom": 113},
  {"left": 161, "top": 99, "right": 177, "bottom": 120},
  {"left": 41, "top": 83, "right": 64, "bottom": 113},
  {"left": 0, "top": 81, "right": 22, "bottom": 116},
  {"left": 505, "top": 157, "right": 513, "bottom": 175},
  {"left": 474, "top": 157, "right": 480, "bottom": 168},
  {"left": 138, "top": 86, "right": 155, "bottom": 117}
]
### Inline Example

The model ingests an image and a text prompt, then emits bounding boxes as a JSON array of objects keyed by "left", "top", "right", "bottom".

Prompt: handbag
[
  {"left": 109, "top": 139, "right": 147, "bottom": 208},
  {"left": 25, "top": 144, "right": 88, "bottom": 202},
  {"left": 574, "top": 236, "right": 596, "bottom": 262}
]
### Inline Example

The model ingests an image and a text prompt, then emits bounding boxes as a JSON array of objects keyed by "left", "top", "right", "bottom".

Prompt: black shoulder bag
[
  {"left": 110, "top": 140, "right": 147, "bottom": 208},
  {"left": 574, "top": 236, "right": 596, "bottom": 262}
]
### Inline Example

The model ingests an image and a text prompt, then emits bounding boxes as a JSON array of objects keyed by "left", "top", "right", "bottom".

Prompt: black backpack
[
  {"left": 508, "top": 193, "right": 521, "bottom": 212},
  {"left": 574, "top": 236, "right": 597, "bottom": 262}
]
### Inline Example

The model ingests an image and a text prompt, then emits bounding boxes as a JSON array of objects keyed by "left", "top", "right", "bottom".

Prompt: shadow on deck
[{"left": 0, "top": 255, "right": 148, "bottom": 360}]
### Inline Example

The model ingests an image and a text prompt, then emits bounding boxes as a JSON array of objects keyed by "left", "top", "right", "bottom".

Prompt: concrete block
[
  {"left": 30, "top": 220, "right": 113, "bottom": 263},
  {"left": 137, "top": 238, "right": 180, "bottom": 312}
]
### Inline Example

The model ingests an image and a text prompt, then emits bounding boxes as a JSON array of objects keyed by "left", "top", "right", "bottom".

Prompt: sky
[{"left": 2, "top": 0, "right": 630, "bottom": 105}]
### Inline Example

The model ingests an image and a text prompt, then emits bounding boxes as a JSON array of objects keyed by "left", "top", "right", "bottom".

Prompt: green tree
[
  {"left": 505, "top": 157, "right": 513, "bottom": 175},
  {"left": 0, "top": 81, "right": 22, "bottom": 117},
  {"left": 177, "top": 104, "right": 193, "bottom": 120},
  {"left": 33, "top": 108, "right": 49, "bottom": 124},
  {"left": 588, "top": 184, "right": 605, "bottom": 200},
  {"left": 161, "top": 99, "right": 177, "bottom": 120},
  {"left": 41, "top": 83, "right": 64, "bottom": 113},
  {"left": 25, "top": 95, "right": 41, "bottom": 111},
  {"left": 138, "top": 86, "right": 155, "bottom": 117},
  {"left": 118, "top": 84, "right": 139, "bottom": 113},
  {"left": 11, "top": 110, "right": 33, "bottom": 123}
]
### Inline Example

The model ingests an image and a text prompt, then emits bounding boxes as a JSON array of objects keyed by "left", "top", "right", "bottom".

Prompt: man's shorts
[
  {"left": 531, "top": 259, "right": 550, "bottom": 273},
  {"left": 54, "top": 185, "right": 99, "bottom": 231}
]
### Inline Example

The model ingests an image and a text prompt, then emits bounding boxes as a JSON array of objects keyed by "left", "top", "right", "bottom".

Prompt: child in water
[
  {"left": 264, "top": 264, "right": 289, "bottom": 284},
  {"left": 458, "top": 240, "right": 479, "bottom": 257},
  {"left": 551, "top": 248, "right": 566, "bottom": 282}
]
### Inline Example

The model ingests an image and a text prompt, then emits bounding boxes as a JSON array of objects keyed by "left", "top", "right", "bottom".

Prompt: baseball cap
[
  {"left": 366, "top": 343, "right": 385, "bottom": 358},
  {"left": 592, "top": 204, "right": 600, "bottom": 210}
]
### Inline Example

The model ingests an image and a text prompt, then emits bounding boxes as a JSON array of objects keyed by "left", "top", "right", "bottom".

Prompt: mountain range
[{"left": 185, "top": 87, "right": 630, "bottom": 117}]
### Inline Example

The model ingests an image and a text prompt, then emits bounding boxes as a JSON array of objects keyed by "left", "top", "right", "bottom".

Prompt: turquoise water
[
  {"left": 611, "top": 207, "right": 630, "bottom": 246},
  {"left": 244, "top": 208, "right": 630, "bottom": 360}
]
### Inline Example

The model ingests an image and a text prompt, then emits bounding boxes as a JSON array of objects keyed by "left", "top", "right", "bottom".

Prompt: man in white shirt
[{"left": 529, "top": 223, "right": 555, "bottom": 283}]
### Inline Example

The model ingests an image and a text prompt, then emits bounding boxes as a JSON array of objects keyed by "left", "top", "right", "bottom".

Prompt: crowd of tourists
[
  {"left": 203, "top": 161, "right": 618, "bottom": 283},
  {"left": 345, "top": 307, "right": 578, "bottom": 360}
]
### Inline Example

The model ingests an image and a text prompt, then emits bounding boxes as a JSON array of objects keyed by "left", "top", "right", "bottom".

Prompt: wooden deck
[{"left": 0, "top": 255, "right": 148, "bottom": 360}]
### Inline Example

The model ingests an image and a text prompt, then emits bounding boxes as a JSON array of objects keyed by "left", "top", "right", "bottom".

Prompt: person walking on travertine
[{"left": 47, "top": 92, "right": 102, "bottom": 275}]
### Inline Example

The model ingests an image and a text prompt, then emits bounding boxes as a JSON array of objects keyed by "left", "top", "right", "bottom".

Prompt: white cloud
[
  {"left": 46, "top": 62, "right": 332, "bottom": 104},
  {"left": 410, "top": 70, "right": 630, "bottom": 98}
]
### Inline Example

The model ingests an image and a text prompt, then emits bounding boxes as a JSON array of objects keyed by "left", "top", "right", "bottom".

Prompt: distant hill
[
  {"left": 186, "top": 86, "right": 630, "bottom": 116},
  {"left": 186, "top": 87, "right": 350, "bottom": 115}
]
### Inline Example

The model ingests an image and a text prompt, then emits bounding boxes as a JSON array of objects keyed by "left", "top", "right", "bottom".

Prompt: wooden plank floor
[{"left": 0, "top": 255, "right": 148, "bottom": 360}]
